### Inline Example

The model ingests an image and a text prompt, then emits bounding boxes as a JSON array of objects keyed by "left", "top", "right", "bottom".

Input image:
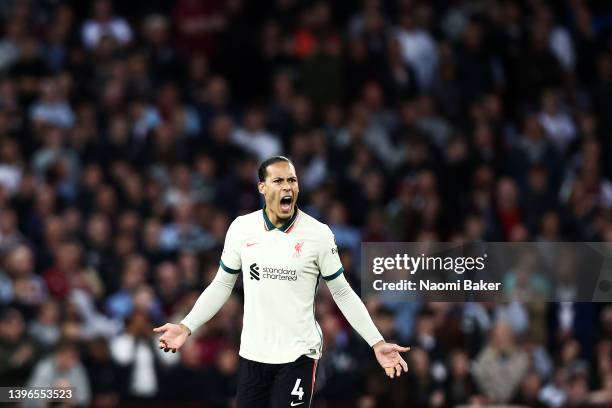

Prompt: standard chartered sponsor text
[{"left": 262, "top": 266, "right": 298, "bottom": 281}]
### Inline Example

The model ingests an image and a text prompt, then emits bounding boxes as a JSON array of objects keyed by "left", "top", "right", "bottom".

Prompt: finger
[
  {"left": 153, "top": 323, "right": 170, "bottom": 333},
  {"left": 395, "top": 364, "right": 402, "bottom": 377},
  {"left": 400, "top": 357, "right": 408, "bottom": 372},
  {"left": 385, "top": 367, "right": 394, "bottom": 378},
  {"left": 392, "top": 345, "right": 411, "bottom": 353}
]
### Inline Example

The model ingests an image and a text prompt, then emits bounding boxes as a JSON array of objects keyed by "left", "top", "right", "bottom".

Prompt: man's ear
[{"left": 258, "top": 181, "right": 265, "bottom": 194}]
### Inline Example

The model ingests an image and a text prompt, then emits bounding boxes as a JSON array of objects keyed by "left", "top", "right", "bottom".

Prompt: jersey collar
[{"left": 262, "top": 205, "right": 299, "bottom": 233}]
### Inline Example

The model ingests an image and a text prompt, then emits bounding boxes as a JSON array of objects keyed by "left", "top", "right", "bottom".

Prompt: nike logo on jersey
[
  {"left": 246, "top": 242, "right": 257, "bottom": 247},
  {"left": 290, "top": 402, "right": 304, "bottom": 407}
]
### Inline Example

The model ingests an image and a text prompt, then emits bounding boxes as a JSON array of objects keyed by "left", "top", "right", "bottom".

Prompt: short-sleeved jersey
[{"left": 220, "top": 208, "right": 343, "bottom": 364}]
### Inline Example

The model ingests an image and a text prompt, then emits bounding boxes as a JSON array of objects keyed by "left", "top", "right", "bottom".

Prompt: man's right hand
[{"left": 153, "top": 323, "right": 190, "bottom": 353}]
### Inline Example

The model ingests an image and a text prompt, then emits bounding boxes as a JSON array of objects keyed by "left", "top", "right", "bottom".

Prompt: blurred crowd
[{"left": 1, "top": 0, "right": 612, "bottom": 406}]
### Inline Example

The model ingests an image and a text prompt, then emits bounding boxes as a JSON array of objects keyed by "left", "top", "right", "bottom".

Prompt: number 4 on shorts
[{"left": 291, "top": 378, "right": 304, "bottom": 400}]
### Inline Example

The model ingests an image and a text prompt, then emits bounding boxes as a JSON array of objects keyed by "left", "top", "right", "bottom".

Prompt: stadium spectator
[
  {"left": 83, "top": 336, "right": 122, "bottom": 407},
  {"left": 3, "top": 245, "right": 46, "bottom": 313},
  {"left": 110, "top": 310, "right": 178, "bottom": 400},
  {"left": 444, "top": 349, "right": 479, "bottom": 406},
  {"left": 0, "top": 308, "right": 38, "bottom": 386},
  {"left": 26, "top": 340, "right": 91, "bottom": 407},
  {"left": 81, "top": 0, "right": 132, "bottom": 50},
  {"left": 473, "top": 321, "right": 529, "bottom": 402},
  {"left": 27, "top": 299, "right": 61, "bottom": 351}
]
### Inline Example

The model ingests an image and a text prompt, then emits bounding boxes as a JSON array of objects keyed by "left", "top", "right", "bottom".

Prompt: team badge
[{"left": 293, "top": 241, "right": 304, "bottom": 258}]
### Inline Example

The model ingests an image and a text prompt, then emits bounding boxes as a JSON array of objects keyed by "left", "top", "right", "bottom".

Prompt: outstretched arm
[
  {"left": 325, "top": 273, "right": 409, "bottom": 378},
  {"left": 180, "top": 266, "right": 238, "bottom": 333},
  {"left": 325, "top": 273, "right": 384, "bottom": 346},
  {"left": 155, "top": 218, "right": 243, "bottom": 352},
  {"left": 154, "top": 266, "right": 238, "bottom": 352}
]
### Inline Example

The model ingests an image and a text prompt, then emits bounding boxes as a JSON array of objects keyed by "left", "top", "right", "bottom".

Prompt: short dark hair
[{"left": 258, "top": 156, "right": 293, "bottom": 182}]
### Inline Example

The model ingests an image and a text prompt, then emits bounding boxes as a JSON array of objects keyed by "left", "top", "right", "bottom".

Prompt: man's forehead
[{"left": 266, "top": 162, "right": 296, "bottom": 178}]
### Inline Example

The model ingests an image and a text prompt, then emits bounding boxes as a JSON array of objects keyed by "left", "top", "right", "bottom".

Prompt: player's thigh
[
  {"left": 271, "top": 355, "right": 318, "bottom": 408},
  {"left": 236, "top": 357, "right": 273, "bottom": 408}
]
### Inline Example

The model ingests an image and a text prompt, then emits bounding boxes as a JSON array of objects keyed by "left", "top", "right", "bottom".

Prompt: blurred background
[{"left": 1, "top": 0, "right": 612, "bottom": 406}]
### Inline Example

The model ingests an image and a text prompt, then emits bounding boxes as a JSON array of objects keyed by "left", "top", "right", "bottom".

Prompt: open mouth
[{"left": 280, "top": 195, "right": 292, "bottom": 212}]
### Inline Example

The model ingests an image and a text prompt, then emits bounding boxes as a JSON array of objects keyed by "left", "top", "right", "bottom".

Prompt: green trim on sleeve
[
  {"left": 322, "top": 267, "right": 344, "bottom": 281},
  {"left": 220, "top": 260, "right": 241, "bottom": 274}
]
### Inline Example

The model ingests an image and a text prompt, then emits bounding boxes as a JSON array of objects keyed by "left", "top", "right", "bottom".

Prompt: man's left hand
[{"left": 372, "top": 341, "right": 410, "bottom": 378}]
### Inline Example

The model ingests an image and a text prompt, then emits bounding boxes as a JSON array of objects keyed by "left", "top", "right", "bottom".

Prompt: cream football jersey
[{"left": 220, "top": 207, "right": 343, "bottom": 364}]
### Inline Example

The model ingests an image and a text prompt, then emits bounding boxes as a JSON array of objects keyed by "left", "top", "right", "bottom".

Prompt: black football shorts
[{"left": 236, "top": 354, "right": 318, "bottom": 408}]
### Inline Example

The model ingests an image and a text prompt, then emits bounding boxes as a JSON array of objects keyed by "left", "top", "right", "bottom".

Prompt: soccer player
[{"left": 154, "top": 156, "right": 409, "bottom": 407}]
